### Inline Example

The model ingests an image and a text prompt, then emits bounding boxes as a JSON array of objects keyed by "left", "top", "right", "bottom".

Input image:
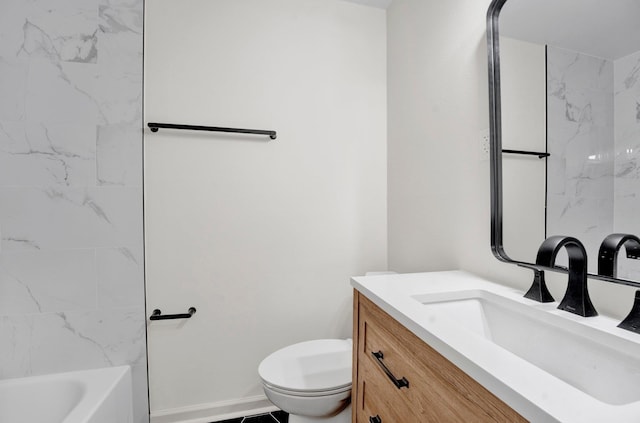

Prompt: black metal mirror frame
[{"left": 486, "top": 0, "right": 640, "bottom": 289}]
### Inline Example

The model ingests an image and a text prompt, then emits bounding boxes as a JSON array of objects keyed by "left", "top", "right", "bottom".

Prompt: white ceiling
[
  {"left": 500, "top": 0, "right": 640, "bottom": 60},
  {"left": 341, "top": 0, "right": 394, "bottom": 9}
]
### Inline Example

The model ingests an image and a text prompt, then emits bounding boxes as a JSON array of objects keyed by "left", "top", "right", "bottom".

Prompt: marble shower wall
[
  {"left": 546, "top": 46, "right": 615, "bottom": 272},
  {"left": 0, "top": 0, "right": 147, "bottom": 422}
]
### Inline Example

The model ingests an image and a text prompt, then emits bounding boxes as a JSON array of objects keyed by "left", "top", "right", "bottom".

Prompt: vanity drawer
[
  {"left": 354, "top": 291, "right": 527, "bottom": 422},
  {"left": 356, "top": 340, "right": 420, "bottom": 423}
]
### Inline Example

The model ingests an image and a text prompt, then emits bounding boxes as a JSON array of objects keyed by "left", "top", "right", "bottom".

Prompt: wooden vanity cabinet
[{"left": 352, "top": 290, "right": 527, "bottom": 423}]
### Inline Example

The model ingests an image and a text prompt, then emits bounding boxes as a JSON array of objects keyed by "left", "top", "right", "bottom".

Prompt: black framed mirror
[{"left": 487, "top": 0, "right": 640, "bottom": 288}]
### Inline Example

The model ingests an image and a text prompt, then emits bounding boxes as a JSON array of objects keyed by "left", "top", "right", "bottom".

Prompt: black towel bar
[
  {"left": 502, "top": 149, "right": 549, "bottom": 159},
  {"left": 150, "top": 307, "right": 197, "bottom": 321},
  {"left": 147, "top": 122, "right": 276, "bottom": 139}
]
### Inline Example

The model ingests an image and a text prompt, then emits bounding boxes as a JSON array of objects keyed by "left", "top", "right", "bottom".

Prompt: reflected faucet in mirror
[
  {"left": 598, "top": 233, "right": 640, "bottom": 278},
  {"left": 617, "top": 290, "right": 640, "bottom": 334},
  {"left": 597, "top": 233, "right": 640, "bottom": 334},
  {"left": 535, "top": 236, "right": 598, "bottom": 317}
]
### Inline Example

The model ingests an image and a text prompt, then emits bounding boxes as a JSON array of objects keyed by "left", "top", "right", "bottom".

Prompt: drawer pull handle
[
  {"left": 371, "top": 350, "right": 409, "bottom": 389},
  {"left": 369, "top": 415, "right": 382, "bottom": 423}
]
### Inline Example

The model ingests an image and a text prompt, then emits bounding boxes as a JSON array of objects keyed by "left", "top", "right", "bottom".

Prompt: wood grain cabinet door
[{"left": 352, "top": 291, "right": 528, "bottom": 423}]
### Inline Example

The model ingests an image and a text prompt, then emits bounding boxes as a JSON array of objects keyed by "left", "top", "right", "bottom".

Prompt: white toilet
[{"left": 258, "top": 339, "right": 352, "bottom": 423}]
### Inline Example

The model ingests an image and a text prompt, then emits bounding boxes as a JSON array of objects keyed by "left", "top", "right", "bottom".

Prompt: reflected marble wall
[
  {"left": 547, "top": 46, "right": 640, "bottom": 279},
  {"left": 546, "top": 46, "right": 615, "bottom": 272},
  {"left": 0, "top": 0, "right": 146, "bottom": 422},
  {"left": 614, "top": 50, "right": 640, "bottom": 280}
]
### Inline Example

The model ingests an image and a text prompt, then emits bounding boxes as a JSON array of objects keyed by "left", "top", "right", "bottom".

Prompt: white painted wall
[
  {"left": 388, "top": 0, "right": 502, "bottom": 275},
  {"left": 387, "top": 0, "right": 467, "bottom": 272},
  {"left": 144, "top": 0, "right": 386, "bottom": 419},
  {"left": 500, "top": 37, "right": 546, "bottom": 263},
  {"left": 387, "top": 0, "right": 637, "bottom": 319}
]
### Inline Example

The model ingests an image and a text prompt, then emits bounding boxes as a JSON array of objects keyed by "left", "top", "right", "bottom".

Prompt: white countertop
[{"left": 351, "top": 270, "right": 640, "bottom": 423}]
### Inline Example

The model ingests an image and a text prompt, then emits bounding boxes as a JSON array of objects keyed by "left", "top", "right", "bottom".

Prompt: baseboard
[{"left": 150, "top": 395, "right": 278, "bottom": 423}]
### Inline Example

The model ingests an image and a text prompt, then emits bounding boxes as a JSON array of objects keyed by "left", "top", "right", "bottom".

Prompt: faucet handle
[{"left": 523, "top": 269, "right": 554, "bottom": 303}]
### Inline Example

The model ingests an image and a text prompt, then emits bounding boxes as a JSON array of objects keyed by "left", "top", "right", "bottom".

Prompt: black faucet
[
  {"left": 598, "top": 234, "right": 640, "bottom": 334},
  {"left": 535, "top": 236, "right": 598, "bottom": 317},
  {"left": 597, "top": 233, "right": 640, "bottom": 278}
]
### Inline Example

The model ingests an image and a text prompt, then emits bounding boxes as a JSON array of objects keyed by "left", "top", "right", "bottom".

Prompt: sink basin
[{"left": 412, "top": 289, "right": 640, "bottom": 406}]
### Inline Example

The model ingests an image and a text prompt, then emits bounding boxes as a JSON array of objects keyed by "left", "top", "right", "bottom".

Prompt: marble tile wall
[
  {"left": 546, "top": 46, "right": 615, "bottom": 272},
  {"left": 0, "top": 0, "right": 147, "bottom": 422},
  {"left": 546, "top": 46, "right": 640, "bottom": 278},
  {"left": 614, "top": 50, "right": 640, "bottom": 280}
]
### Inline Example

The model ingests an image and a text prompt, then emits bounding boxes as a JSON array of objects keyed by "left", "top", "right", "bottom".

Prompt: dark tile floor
[{"left": 214, "top": 410, "right": 288, "bottom": 423}]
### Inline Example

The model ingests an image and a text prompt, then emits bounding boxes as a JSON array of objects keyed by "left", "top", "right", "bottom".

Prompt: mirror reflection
[{"left": 498, "top": 0, "right": 640, "bottom": 280}]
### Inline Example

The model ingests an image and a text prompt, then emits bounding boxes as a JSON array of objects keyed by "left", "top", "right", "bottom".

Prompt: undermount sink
[{"left": 412, "top": 289, "right": 640, "bottom": 406}]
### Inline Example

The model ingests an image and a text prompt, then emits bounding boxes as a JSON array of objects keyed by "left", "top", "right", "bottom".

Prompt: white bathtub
[{"left": 0, "top": 366, "right": 133, "bottom": 423}]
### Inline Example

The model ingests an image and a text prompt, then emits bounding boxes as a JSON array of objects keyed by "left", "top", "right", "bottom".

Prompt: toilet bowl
[{"left": 258, "top": 339, "right": 352, "bottom": 423}]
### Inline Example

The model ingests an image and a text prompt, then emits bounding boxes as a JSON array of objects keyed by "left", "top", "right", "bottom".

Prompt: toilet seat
[
  {"left": 262, "top": 380, "right": 352, "bottom": 397},
  {"left": 258, "top": 339, "right": 352, "bottom": 394}
]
